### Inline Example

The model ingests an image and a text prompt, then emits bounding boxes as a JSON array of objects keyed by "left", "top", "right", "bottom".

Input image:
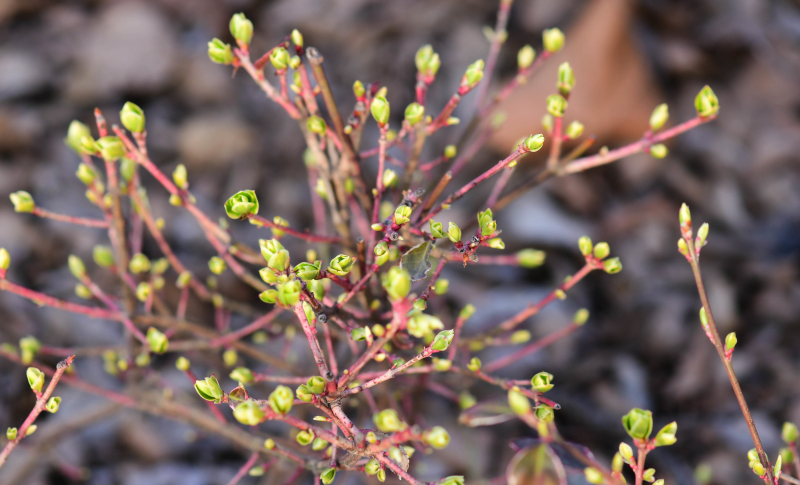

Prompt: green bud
[
  {"left": 584, "top": 467, "right": 604, "bottom": 484},
  {"left": 570, "top": 309, "right": 589, "bottom": 326},
  {"left": 97, "top": 136, "right": 125, "bottom": 161},
  {"left": 129, "top": 253, "right": 151, "bottom": 274},
  {"left": 518, "top": 45, "right": 536, "bottom": 70},
  {"left": 351, "top": 326, "right": 372, "bottom": 342},
  {"left": 208, "top": 38, "right": 234, "bottom": 64},
  {"left": 171, "top": 164, "right": 188, "bottom": 190},
  {"left": 557, "top": 62, "right": 575, "bottom": 95},
  {"left": 649, "top": 103, "right": 669, "bottom": 131},
  {"left": 407, "top": 312, "right": 444, "bottom": 338},
  {"left": 327, "top": 254, "right": 356, "bottom": 277},
  {"left": 413, "top": 298, "right": 426, "bottom": 310},
  {"left": 621, "top": 408, "right": 653, "bottom": 440},
  {"left": 224, "top": 190, "right": 259, "bottom": 219},
  {"left": 531, "top": 372, "right": 554, "bottom": 393},
  {"left": 269, "top": 385, "right": 293, "bottom": 414},
  {"left": 650, "top": 144, "right": 668, "bottom": 159},
  {"left": 307, "top": 376, "right": 325, "bottom": 395},
  {"left": 415, "top": 45, "right": 434, "bottom": 73},
  {"left": 311, "top": 437, "right": 328, "bottom": 451},
  {"left": 508, "top": 387, "right": 531, "bottom": 415},
  {"left": 404, "top": 102, "right": 425, "bottom": 126},
  {"left": 0, "top": 248, "right": 9, "bottom": 271},
  {"left": 24, "top": 425, "right": 37, "bottom": 437},
  {"left": 308, "top": 280, "right": 325, "bottom": 301},
  {"left": 26, "top": 367, "right": 45, "bottom": 393},
  {"left": 619, "top": 442, "right": 633, "bottom": 461},
  {"left": 291, "top": 29, "right": 303, "bottom": 48},
  {"left": 516, "top": 249, "right": 545, "bottom": 268},
  {"left": 679, "top": 203, "right": 691, "bottom": 229},
  {"left": 173, "top": 271, "right": 191, "bottom": 290},
  {"left": 365, "top": 458, "right": 381, "bottom": 475},
  {"left": 264, "top": 438, "right": 275, "bottom": 450},
  {"left": 612, "top": 453, "right": 624, "bottom": 473},
  {"left": 776, "top": 455, "right": 784, "bottom": 475},
  {"left": 7, "top": 427, "right": 17, "bottom": 441},
  {"left": 725, "top": 332, "right": 737, "bottom": 353},
  {"left": 511, "top": 330, "right": 530, "bottom": 344},
  {"left": 783, "top": 422, "right": 798, "bottom": 444},
  {"left": 694, "top": 85, "right": 719, "bottom": 119},
  {"left": 431, "top": 330, "right": 454, "bottom": 351},
  {"left": 447, "top": 222, "right": 461, "bottom": 243},
  {"left": 487, "top": 238, "right": 505, "bottom": 249},
  {"left": 233, "top": 400, "right": 265, "bottom": 426},
  {"left": 781, "top": 448, "right": 795, "bottom": 467},
  {"left": 642, "top": 469, "right": 656, "bottom": 482},
  {"left": 542, "top": 28, "right": 565, "bottom": 53},
  {"left": 295, "top": 429, "right": 314, "bottom": 446},
  {"left": 384, "top": 266, "right": 411, "bottom": 301},
  {"left": 433, "top": 279, "right": 449, "bottom": 295},
  {"left": 295, "top": 384, "right": 313, "bottom": 402},
  {"left": 468, "top": 357, "right": 481, "bottom": 372},
  {"left": 147, "top": 327, "right": 168, "bottom": 354},
  {"left": 377, "top": 469, "right": 386, "bottom": 482},
  {"left": 176, "top": 356, "right": 190, "bottom": 371},
  {"left": 294, "top": 261, "right": 321, "bottom": 281},
  {"left": 307, "top": 116, "right": 327, "bottom": 135},
  {"left": 67, "top": 255, "right": 86, "bottom": 279},
  {"left": 602, "top": 257, "right": 622, "bottom": 274},
  {"left": 208, "top": 256, "right": 226, "bottom": 275},
  {"left": 535, "top": 404, "right": 554, "bottom": 422},
  {"left": 19, "top": 337, "right": 40, "bottom": 365},
  {"left": 462, "top": 59, "right": 485, "bottom": 89},
  {"left": 654, "top": 421, "right": 677, "bottom": 446},
  {"left": 268, "top": 249, "right": 290, "bottom": 272},
  {"left": 75, "top": 163, "right": 96, "bottom": 186},
  {"left": 260, "top": 239, "right": 284, "bottom": 263},
  {"left": 441, "top": 477, "right": 464, "bottom": 485},
  {"left": 444, "top": 145, "right": 457, "bottom": 159},
  {"left": 74, "top": 283, "right": 92, "bottom": 299},
  {"left": 229, "top": 13, "right": 253, "bottom": 46},
  {"left": 382, "top": 169, "right": 398, "bottom": 188},
  {"left": 424, "top": 426, "right": 450, "bottom": 449},
  {"left": 371, "top": 95, "right": 390, "bottom": 127},
  {"left": 593, "top": 242, "right": 610, "bottom": 260},
  {"left": 374, "top": 409, "right": 404, "bottom": 432},
  {"left": 577, "top": 236, "right": 593, "bottom": 256},
  {"left": 321, "top": 467, "right": 336, "bottom": 485},
  {"left": 120, "top": 102, "right": 145, "bottom": 133},
  {"left": 10, "top": 191, "right": 35, "bottom": 213},
  {"left": 65, "top": 120, "right": 93, "bottom": 154},
  {"left": 194, "top": 376, "right": 225, "bottom": 404},
  {"left": 524, "top": 133, "right": 545, "bottom": 152},
  {"left": 45, "top": 396, "right": 61, "bottom": 413},
  {"left": 430, "top": 220, "right": 446, "bottom": 238},
  {"left": 89, "top": 247, "right": 114, "bottom": 270},
  {"left": 460, "top": 304, "right": 476, "bottom": 320},
  {"left": 546, "top": 94, "right": 568, "bottom": 118},
  {"left": 269, "top": 47, "right": 290, "bottom": 71},
  {"left": 353, "top": 80, "right": 365, "bottom": 99},
  {"left": 230, "top": 367, "right": 254, "bottom": 383},
  {"left": 697, "top": 308, "right": 710, "bottom": 333},
  {"left": 394, "top": 205, "right": 412, "bottom": 225},
  {"left": 277, "top": 280, "right": 301, "bottom": 307},
  {"left": 566, "top": 120, "right": 584, "bottom": 139}
]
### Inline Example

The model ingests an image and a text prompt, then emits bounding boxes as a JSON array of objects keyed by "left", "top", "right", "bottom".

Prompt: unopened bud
[
  {"left": 97, "top": 136, "right": 125, "bottom": 161},
  {"left": 468, "top": 357, "right": 481, "bottom": 372},
  {"left": 291, "top": 29, "right": 303, "bottom": 48},
  {"left": 783, "top": 422, "right": 799, "bottom": 444},
  {"left": 208, "top": 38, "right": 233, "bottom": 64},
  {"left": 524, "top": 133, "right": 545, "bottom": 152},
  {"left": 371, "top": 95, "right": 390, "bottom": 127},
  {"left": 208, "top": 256, "right": 226, "bottom": 275},
  {"left": 461, "top": 59, "right": 484, "bottom": 90},
  {"left": 557, "top": 62, "right": 575, "bottom": 95},
  {"left": 268, "top": 385, "right": 293, "bottom": 414},
  {"left": 447, "top": 222, "right": 461, "bottom": 243},
  {"left": 602, "top": 257, "right": 622, "bottom": 274},
  {"left": 593, "top": 242, "right": 610, "bottom": 260},
  {"left": 45, "top": 396, "right": 61, "bottom": 413},
  {"left": 694, "top": 85, "right": 720, "bottom": 119},
  {"left": 518, "top": 45, "right": 536, "bottom": 70},
  {"left": 542, "top": 28, "right": 565, "bottom": 53},
  {"left": 531, "top": 372, "right": 554, "bottom": 393},
  {"left": 27, "top": 367, "right": 45, "bottom": 393},
  {"left": 405, "top": 102, "right": 425, "bottom": 126},
  {"left": 68, "top": 255, "right": 86, "bottom": 279},
  {"left": 584, "top": 467, "right": 604, "bottom": 484},
  {"left": 649, "top": 103, "right": 669, "bottom": 131},
  {"left": 546, "top": 94, "right": 567, "bottom": 118},
  {"left": 573, "top": 308, "right": 589, "bottom": 325},
  {"left": 120, "top": 102, "right": 145, "bottom": 133},
  {"left": 147, "top": 327, "right": 168, "bottom": 354},
  {"left": 10, "top": 191, "right": 35, "bottom": 213},
  {"left": 508, "top": 387, "right": 531, "bottom": 415},
  {"left": 233, "top": 400, "right": 265, "bottom": 426},
  {"left": 270, "top": 47, "right": 290, "bottom": 71},
  {"left": 578, "top": 236, "right": 593, "bottom": 256},
  {"left": 650, "top": 144, "right": 668, "bottom": 159},
  {"left": 0, "top": 248, "right": 9, "bottom": 272},
  {"left": 566, "top": 120, "right": 584, "bottom": 139},
  {"left": 424, "top": 426, "right": 450, "bottom": 449},
  {"left": 725, "top": 332, "right": 737, "bottom": 353}
]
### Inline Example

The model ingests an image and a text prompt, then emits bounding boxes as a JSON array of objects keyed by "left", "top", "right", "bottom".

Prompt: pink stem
[
  {"left": 32, "top": 208, "right": 108, "bottom": 228},
  {"left": 0, "top": 355, "right": 74, "bottom": 470},
  {"left": 562, "top": 116, "right": 713, "bottom": 174},
  {"left": 209, "top": 308, "right": 282, "bottom": 347},
  {"left": 293, "top": 303, "right": 331, "bottom": 379},
  {"left": 249, "top": 214, "right": 339, "bottom": 243},
  {"left": 0, "top": 279, "right": 124, "bottom": 320},
  {"left": 483, "top": 322, "right": 580, "bottom": 372},
  {"left": 225, "top": 453, "right": 260, "bottom": 485}
]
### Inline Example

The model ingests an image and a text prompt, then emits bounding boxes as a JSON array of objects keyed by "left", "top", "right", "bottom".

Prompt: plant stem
[
  {"left": 31, "top": 208, "right": 109, "bottom": 228},
  {"left": 225, "top": 452, "right": 259, "bottom": 485},
  {"left": 0, "top": 355, "right": 74, "bottom": 470},
  {"left": 686, "top": 236, "right": 773, "bottom": 484},
  {"left": 483, "top": 322, "right": 580, "bottom": 372}
]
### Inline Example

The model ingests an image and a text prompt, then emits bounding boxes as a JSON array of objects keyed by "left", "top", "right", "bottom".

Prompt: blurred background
[{"left": 1, "top": 0, "right": 800, "bottom": 484}]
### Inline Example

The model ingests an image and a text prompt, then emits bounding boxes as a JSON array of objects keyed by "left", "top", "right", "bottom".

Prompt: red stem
[{"left": 32, "top": 208, "right": 108, "bottom": 228}]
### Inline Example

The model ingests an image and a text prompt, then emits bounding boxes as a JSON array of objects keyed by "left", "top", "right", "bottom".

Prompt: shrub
[{"left": 3, "top": 3, "right": 780, "bottom": 485}]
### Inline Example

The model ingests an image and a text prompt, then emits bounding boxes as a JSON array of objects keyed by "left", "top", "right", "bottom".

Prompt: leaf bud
[
  {"left": 542, "top": 28, "right": 565, "bottom": 52},
  {"left": 120, "top": 102, "right": 145, "bottom": 133},
  {"left": 10, "top": 191, "right": 35, "bottom": 213},
  {"left": 531, "top": 372, "right": 554, "bottom": 393},
  {"left": 147, "top": 327, "right": 169, "bottom": 354},
  {"left": 518, "top": 45, "right": 536, "bottom": 70},
  {"left": 649, "top": 103, "right": 669, "bottom": 131}
]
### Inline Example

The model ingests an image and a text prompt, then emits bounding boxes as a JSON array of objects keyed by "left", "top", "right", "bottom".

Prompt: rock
[
  {"left": 66, "top": 2, "right": 178, "bottom": 102},
  {"left": 177, "top": 112, "right": 256, "bottom": 169},
  {"left": 0, "top": 50, "right": 48, "bottom": 100}
]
